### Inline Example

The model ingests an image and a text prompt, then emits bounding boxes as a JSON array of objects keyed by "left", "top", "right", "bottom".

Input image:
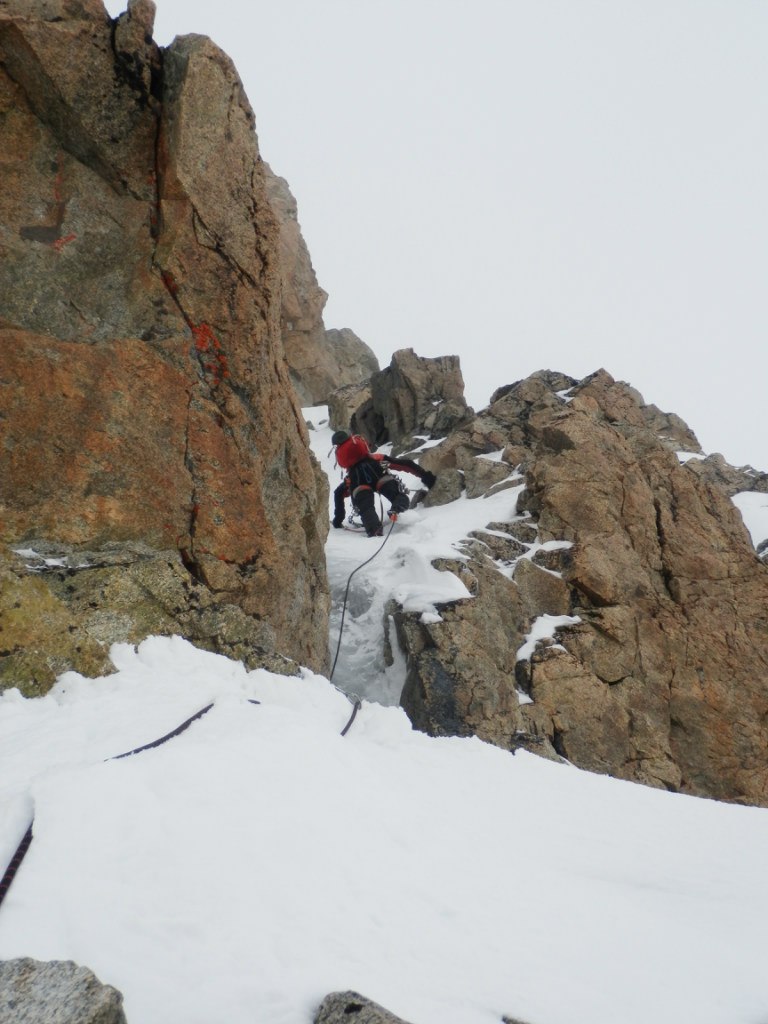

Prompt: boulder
[
  {"left": 328, "top": 378, "right": 373, "bottom": 432},
  {"left": 348, "top": 348, "right": 472, "bottom": 450},
  {"left": 422, "top": 467, "right": 464, "bottom": 507},
  {"left": 0, "top": 959, "right": 127, "bottom": 1024},
  {"left": 314, "top": 991, "right": 414, "bottom": 1024},
  {"left": 324, "top": 327, "right": 380, "bottom": 392},
  {"left": 398, "top": 551, "right": 529, "bottom": 748},
  {"left": 0, "top": 1, "right": 329, "bottom": 692}
]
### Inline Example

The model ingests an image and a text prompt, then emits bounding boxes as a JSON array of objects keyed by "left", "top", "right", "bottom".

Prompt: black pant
[{"left": 352, "top": 478, "right": 409, "bottom": 535}]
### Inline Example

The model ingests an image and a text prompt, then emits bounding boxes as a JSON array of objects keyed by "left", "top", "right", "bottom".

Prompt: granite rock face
[
  {"left": 396, "top": 369, "right": 768, "bottom": 806},
  {"left": 342, "top": 347, "right": 472, "bottom": 450},
  {"left": 328, "top": 377, "right": 373, "bottom": 433},
  {"left": 0, "top": 0, "right": 329, "bottom": 691},
  {"left": 0, "top": 959, "right": 127, "bottom": 1024},
  {"left": 264, "top": 165, "right": 379, "bottom": 404}
]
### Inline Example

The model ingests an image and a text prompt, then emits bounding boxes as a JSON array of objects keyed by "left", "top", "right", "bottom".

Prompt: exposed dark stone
[{"left": 314, "top": 991, "right": 414, "bottom": 1024}]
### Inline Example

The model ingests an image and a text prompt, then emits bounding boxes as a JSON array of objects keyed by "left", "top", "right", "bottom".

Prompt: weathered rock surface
[
  {"left": 264, "top": 162, "right": 327, "bottom": 404},
  {"left": 328, "top": 377, "right": 373, "bottom": 432},
  {"left": 314, "top": 991, "right": 414, "bottom": 1024},
  {"left": 682, "top": 452, "right": 768, "bottom": 496},
  {"left": 0, "top": 958, "right": 127, "bottom": 1024},
  {"left": 343, "top": 347, "right": 472, "bottom": 449},
  {"left": 394, "top": 369, "right": 768, "bottom": 806},
  {"left": 0, "top": 0, "right": 329, "bottom": 692},
  {"left": 264, "top": 165, "right": 379, "bottom": 403},
  {"left": 324, "top": 327, "right": 380, "bottom": 392}
]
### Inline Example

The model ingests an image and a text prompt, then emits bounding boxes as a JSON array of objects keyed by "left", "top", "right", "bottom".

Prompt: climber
[{"left": 331, "top": 430, "right": 436, "bottom": 537}]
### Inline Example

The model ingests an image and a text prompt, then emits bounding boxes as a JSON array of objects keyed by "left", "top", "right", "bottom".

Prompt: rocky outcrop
[
  {"left": 395, "top": 369, "right": 768, "bottom": 806},
  {"left": 0, "top": 959, "right": 127, "bottom": 1024},
  {"left": 0, "top": 0, "right": 329, "bottom": 692},
  {"left": 314, "top": 992, "right": 414, "bottom": 1024},
  {"left": 328, "top": 378, "right": 373, "bottom": 433},
  {"left": 264, "top": 163, "right": 327, "bottom": 404},
  {"left": 264, "top": 165, "right": 379, "bottom": 404},
  {"left": 682, "top": 452, "right": 768, "bottom": 496},
  {"left": 342, "top": 348, "right": 472, "bottom": 449},
  {"left": 324, "top": 327, "right": 380, "bottom": 391}
]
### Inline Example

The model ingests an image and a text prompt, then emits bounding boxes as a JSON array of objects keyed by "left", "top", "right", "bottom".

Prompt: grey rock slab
[{"left": 0, "top": 959, "right": 127, "bottom": 1024}]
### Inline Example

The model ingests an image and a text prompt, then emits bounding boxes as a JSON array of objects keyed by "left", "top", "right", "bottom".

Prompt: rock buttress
[
  {"left": 0, "top": 0, "right": 330, "bottom": 692},
  {"left": 398, "top": 369, "right": 768, "bottom": 806}
]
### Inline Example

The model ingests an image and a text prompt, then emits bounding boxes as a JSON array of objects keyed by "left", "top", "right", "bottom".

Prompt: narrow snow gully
[{"left": 305, "top": 406, "right": 529, "bottom": 708}]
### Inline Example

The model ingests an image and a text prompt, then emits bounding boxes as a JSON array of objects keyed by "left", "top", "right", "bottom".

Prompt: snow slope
[
  {"left": 2, "top": 411, "right": 768, "bottom": 1024},
  {"left": 2, "top": 637, "right": 768, "bottom": 1024}
]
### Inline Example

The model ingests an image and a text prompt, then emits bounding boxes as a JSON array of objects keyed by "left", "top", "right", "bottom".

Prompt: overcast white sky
[{"left": 106, "top": 0, "right": 767, "bottom": 468}]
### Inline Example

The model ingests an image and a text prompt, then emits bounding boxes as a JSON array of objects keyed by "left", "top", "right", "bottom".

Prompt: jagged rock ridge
[
  {"left": 0, "top": 0, "right": 329, "bottom": 691},
  {"left": 338, "top": 365, "right": 768, "bottom": 807}
]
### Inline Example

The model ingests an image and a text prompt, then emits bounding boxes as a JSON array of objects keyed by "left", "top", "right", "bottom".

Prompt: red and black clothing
[{"left": 332, "top": 436, "right": 435, "bottom": 536}]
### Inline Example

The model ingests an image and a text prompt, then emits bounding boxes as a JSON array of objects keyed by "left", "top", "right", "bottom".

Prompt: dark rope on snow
[
  {"left": 340, "top": 698, "right": 362, "bottom": 737},
  {"left": 0, "top": 823, "right": 33, "bottom": 911},
  {"left": 0, "top": 702, "right": 222, "bottom": 913},
  {"left": 329, "top": 517, "right": 396, "bottom": 685},
  {"left": 1, "top": 658, "right": 357, "bottom": 911},
  {"left": 109, "top": 702, "right": 215, "bottom": 760}
]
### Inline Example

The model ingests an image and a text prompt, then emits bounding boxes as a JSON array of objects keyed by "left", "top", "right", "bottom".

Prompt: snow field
[{"left": 2, "top": 636, "right": 768, "bottom": 1024}]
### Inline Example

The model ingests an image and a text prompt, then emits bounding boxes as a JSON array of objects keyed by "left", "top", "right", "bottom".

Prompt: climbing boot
[{"left": 391, "top": 493, "right": 409, "bottom": 515}]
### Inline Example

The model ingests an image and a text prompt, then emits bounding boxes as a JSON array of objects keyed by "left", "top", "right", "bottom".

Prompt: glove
[
  {"left": 332, "top": 516, "right": 344, "bottom": 529},
  {"left": 422, "top": 471, "right": 437, "bottom": 489}
]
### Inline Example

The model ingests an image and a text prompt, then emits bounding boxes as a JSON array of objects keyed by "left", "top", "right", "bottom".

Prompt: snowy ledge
[
  {"left": 516, "top": 613, "right": 582, "bottom": 663},
  {"left": 676, "top": 450, "right": 706, "bottom": 464}
]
